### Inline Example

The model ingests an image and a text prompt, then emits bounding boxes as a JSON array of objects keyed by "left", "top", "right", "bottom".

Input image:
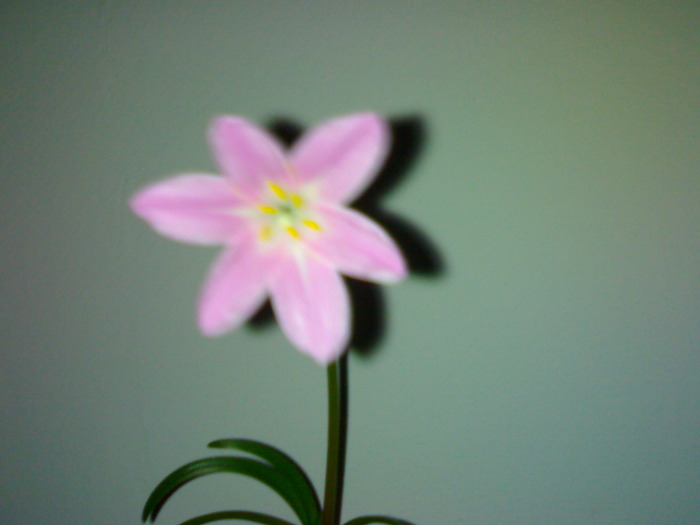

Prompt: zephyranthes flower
[{"left": 131, "top": 113, "right": 406, "bottom": 364}]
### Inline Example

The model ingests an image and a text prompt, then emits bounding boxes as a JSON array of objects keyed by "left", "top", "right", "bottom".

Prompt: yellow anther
[
  {"left": 285, "top": 226, "right": 300, "bottom": 239},
  {"left": 259, "top": 225, "right": 272, "bottom": 242},
  {"left": 302, "top": 219, "right": 321, "bottom": 231},
  {"left": 291, "top": 194, "right": 304, "bottom": 208},
  {"left": 258, "top": 205, "right": 278, "bottom": 215},
  {"left": 268, "top": 182, "right": 288, "bottom": 200}
]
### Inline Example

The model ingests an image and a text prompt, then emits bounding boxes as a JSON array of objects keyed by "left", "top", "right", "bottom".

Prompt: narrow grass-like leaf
[
  {"left": 179, "top": 510, "right": 296, "bottom": 525},
  {"left": 208, "top": 438, "right": 320, "bottom": 525},
  {"left": 344, "top": 516, "right": 415, "bottom": 525},
  {"left": 142, "top": 456, "right": 308, "bottom": 524}
]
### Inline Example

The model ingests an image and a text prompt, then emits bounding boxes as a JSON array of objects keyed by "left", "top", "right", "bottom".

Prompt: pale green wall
[{"left": 2, "top": 2, "right": 699, "bottom": 524}]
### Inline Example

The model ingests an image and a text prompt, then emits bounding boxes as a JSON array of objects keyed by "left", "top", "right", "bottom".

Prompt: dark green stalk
[{"left": 321, "top": 357, "right": 348, "bottom": 525}]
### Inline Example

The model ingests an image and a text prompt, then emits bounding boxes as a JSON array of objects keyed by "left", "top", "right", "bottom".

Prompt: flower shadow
[{"left": 248, "top": 115, "right": 443, "bottom": 358}]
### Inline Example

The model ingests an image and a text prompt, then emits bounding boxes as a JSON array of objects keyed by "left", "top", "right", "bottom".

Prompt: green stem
[{"left": 321, "top": 357, "right": 348, "bottom": 525}]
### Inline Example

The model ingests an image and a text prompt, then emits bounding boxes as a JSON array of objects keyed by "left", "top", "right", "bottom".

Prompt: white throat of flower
[{"left": 256, "top": 181, "right": 322, "bottom": 244}]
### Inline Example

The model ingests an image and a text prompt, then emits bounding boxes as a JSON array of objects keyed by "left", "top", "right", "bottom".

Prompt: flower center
[{"left": 257, "top": 182, "right": 321, "bottom": 242}]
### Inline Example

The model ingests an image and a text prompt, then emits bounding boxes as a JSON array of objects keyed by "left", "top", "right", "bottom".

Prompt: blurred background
[{"left": 2, "top": 2, "right": 699, "bottom": 524}]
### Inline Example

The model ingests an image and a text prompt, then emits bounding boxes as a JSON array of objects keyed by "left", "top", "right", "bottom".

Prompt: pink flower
[{"left": 130, "top": 113, "right": 407, "bottom": 365}]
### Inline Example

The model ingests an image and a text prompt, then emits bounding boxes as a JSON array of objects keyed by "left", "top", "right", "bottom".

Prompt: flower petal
[
  {"left": 270, "top": 254, "right": 350, "bottom": 365},
  {"left": 311, "top": 205, "right": 407, "bottom": 284},
  {"left": 197, "top": 240, "right": 270, "bottom": 336},
  {"left": 130, "top": 174, "right": 244, "bottom": 245},
  {"left": 290, "top": 113, "right": 389, "bottom": 204},
  {"left": 209, "top": 116, "right": 290, "bottom": 197}
]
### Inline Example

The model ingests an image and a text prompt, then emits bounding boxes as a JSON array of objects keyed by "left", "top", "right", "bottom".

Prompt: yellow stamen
[
  {"left": 268, "top": 182, "right": 287, "bottom": 200},
  {"left": 286, "top": 226, "right": 300, "bottom": 239},
  {"left": 291, "top": 194, "right": 304, "bottom": 208},
  {"left": 259, "top": 225, "right": 272, "bottom": 242},
  {"left": 258, "top": 205, "right": 278, "bottom": 215},
  {"left": 302, "top": 219, "right": 321, "bottom": 231}
]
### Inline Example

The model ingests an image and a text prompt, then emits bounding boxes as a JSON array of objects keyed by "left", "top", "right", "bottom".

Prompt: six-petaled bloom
[{"left": 130, "top": 113, "right": 407, "bottom": 365}]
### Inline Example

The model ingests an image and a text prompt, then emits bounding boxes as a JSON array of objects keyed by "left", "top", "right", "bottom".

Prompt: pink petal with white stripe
[
  {"left": 130, "top": 174, "right": 244, "bottom": 245},
  {"left": 198, "top": 240, "right": 271, "bottom": 336},
  {"left": 312, "top": 205, "right": 407, "bottom": 284},
  {"left": 290, "top": 113, "right": 389, "bottom": 204},
  {"left": 209, "top": 116, "right": 290, "bottom": 198},
  {"left": 270, "top": 254, "right": 350, "bottom": 365}
]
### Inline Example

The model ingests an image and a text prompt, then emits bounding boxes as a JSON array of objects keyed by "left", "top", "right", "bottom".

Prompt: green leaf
[
  {"left": 142, "top": 456, "right": 309, "bottom": 524},
  {"left": 208, "top": 438, "right": 320, "bottom": 525},
  {"left": 179, "top": 510, "right": 296, "bottom": 525},
  {"left": 344, "top": 516, "right": 415, "bottom": 525}
]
